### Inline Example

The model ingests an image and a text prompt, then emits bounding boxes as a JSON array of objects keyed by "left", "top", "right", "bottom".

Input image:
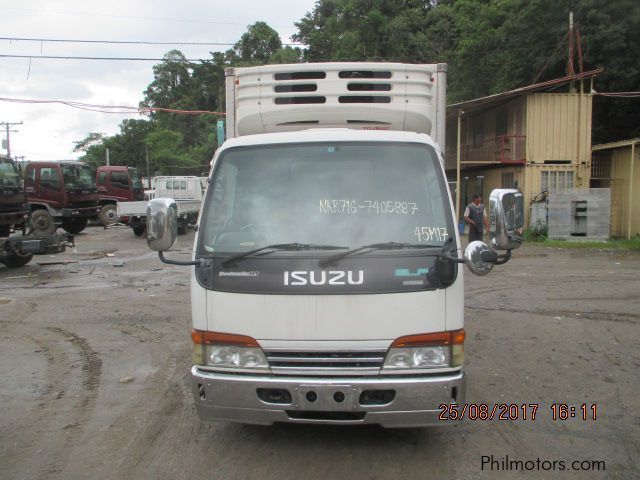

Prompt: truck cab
[
  {"left": 1, "top": 156, "right": 71, "bottom": 267},
  {"left": 96, "top": 165, "right": 145, "bottom": 225},
  {"left": 146, "top": 63, "right": 523, "bottom": 427},
  {"left": 0, "top": 154, "right": 29, "bottom": 235},
  {"left": 24, "top": 161, "right": 100, "bottom": 235}
]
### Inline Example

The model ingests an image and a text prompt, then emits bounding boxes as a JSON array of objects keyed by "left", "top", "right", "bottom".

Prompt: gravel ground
[{"left": 1, "top": 225, "right": 638, "bottom": 479}]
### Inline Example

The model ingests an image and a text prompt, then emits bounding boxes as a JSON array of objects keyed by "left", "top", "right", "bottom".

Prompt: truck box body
[{"left": 185, "top": 63, "right": 469, "bottom": 427}]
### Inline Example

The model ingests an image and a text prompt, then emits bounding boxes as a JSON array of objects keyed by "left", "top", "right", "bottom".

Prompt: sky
[{"left": 0, "top": 0, "right": 318, "bottom": 161}]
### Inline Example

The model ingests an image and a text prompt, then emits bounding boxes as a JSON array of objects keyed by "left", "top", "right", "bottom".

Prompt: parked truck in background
[
  {"left": 96, "top": 165, "right": 145, "bottom": 226},
  {"left": 1, "top": 155, "right": 71, "bottom": 267},
  {"left": 117, "top": 175, "right": 202, "bottom": 236},
  {"left": 24, "top": 161, "right": 101, "bottom": 235},
  {"left": 146, "top": 63, "right": 524, "bottom": 427}
]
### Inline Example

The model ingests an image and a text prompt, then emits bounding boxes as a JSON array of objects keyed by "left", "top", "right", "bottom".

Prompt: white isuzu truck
[{"left": 146, "top": 63, "right": 523, "bottom": 427}]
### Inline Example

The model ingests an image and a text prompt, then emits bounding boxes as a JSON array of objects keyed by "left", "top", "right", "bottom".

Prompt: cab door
[
  {"left": 37, "top": 166, "right": 64, "bottom": 208},
  {"left": 109, "top": 170, "right": 131, "bottom": 201}
]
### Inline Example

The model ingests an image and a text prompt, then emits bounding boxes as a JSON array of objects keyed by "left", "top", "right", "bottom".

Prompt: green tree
[
  {"left": 234, "top": 21, "right": 283, "bottom": 64},
  {"left": 294, "top": 0, "right": 640, "bottom": 142}
]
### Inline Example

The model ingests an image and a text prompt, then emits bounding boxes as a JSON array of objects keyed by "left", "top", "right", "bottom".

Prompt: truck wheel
[
  {"left": 30, "top": 210, "right": 57, "bottom": 235},
  {"left": 62, "top": 218, "right": 88, "bottom": 234},
  {"left": 1, "top": 251, "right": 34, "bottom": 267},
  {"left": 132, "top": 225, "right": 146, "bottom": 237},
  {"left": 99, "top": 204, "right": 118, "bottom": 226},
  {"left": 0, "top": 225, "right": 10, "bottom": 237}
]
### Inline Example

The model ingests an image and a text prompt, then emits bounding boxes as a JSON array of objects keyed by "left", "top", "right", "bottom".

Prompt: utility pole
[
  {"left": 567, "top": 11, "right": 575, "bottom": 77},
  {"left": 1, "top": 121, "right": 23, "bottom": 157},
  {"left": 145, "top": 145, "right": 150, "bottom": 179}
]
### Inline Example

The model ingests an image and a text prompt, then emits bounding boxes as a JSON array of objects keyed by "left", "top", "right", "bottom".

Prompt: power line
[
  {"left": 0, "top": 36, "right": 304, "bottom": 47},
  {"left": 0, "top": 96, "right": 224, "bottom": 115},
  {"left": 0, "top": 54, "right": 206, "bottom": 61}
]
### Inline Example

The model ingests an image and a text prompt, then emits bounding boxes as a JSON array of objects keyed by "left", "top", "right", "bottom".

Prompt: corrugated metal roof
[{"left": 447, "top": 68, "right": 603, "bottom": 116}]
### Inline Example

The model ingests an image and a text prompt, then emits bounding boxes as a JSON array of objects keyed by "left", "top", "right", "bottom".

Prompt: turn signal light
[
  {"left": 391, "top": 329, "right": 465, "bottom": 348},
  {"left": 191, "top": 330, "right": 260, "bottom": 347}
]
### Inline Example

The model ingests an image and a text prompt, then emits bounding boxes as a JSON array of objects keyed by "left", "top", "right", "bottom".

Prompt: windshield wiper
[
  {"left": 221, "top": 243, "right": 347, "bottom": 267},
  {"left": 319, "top": 241, "right": 440, "bottom": 267}
]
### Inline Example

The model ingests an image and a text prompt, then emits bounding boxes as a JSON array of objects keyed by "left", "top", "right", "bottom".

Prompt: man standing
[{"left": 463, "top": 194, "right": 490, "bottom": 242}]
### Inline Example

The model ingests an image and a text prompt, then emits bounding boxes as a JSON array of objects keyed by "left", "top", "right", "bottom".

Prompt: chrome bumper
[{"left": 190, "top": 366, "right": 465, "bottom": 428}]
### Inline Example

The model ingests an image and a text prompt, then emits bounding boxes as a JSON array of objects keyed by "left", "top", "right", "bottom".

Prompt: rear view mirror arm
[{"left": 158, "top": 251, "right": 204, "bottom": 267}]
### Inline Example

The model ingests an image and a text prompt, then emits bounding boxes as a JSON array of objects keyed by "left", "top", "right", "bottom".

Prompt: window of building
[
  {"left": 541, "top": 170, "right": 574, "bottom": 192},
  {"left": 501, "top": 171, "right": 515, "bottom": 188},
  {"left": 591, "top": 152, "right": 611, "bottom": 180},
  {"left": 472, "top": 115, "right": 484, "bottom": 147}
]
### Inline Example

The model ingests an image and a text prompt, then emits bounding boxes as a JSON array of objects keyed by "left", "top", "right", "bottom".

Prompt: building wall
[
  {"left": 609, "top": 146, "right": 640, "bottom": 238},
  {"left": 526, "top": 93, "right": 592, "bottom": 164}
]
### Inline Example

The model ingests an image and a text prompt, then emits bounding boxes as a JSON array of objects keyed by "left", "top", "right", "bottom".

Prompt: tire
[
  {"left": 30, "top": 210, "right": 57, "bottom": 235},
  {"left": 99, "top": 204, "right": 118, "bottom": 226},
  {"left": 62, "top": 218, "right": 88, "bottom": 234},
  {"left": 177, "top": 223, "right": 187, "bottom": 235},
  {"left": 132, "top": 225, "right": 146, "bottom": 237},
  {"left": 1, "top": 251, "right": 34, "bottom": 267},
  {"left": 0, "top": 225, "right": 10, "bottom": 237}
]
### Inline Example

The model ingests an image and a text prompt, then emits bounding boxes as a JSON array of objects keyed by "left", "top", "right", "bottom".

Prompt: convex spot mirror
[
  {"left": 147, "top": 198, "right": 178, "bottom": 252},
  {"left": 464, "top": 241, "right": 497, "bottom": 276},
  {"left": 490, "top": 189, "right": 524, "bottom": 251}
]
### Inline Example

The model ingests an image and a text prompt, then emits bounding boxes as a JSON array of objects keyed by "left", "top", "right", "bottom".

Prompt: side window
[
  {"left": 25, "top": 167, "right": 36, "bottom": 187},
  {"left": 98, "top": 171, "right": 107, "bottom": 185},
  {"left": 110, "top": 171, "right": 129, "bottom": 188},
  {"left": 40, "top": 167, "right": 61, "bottom": 190}
]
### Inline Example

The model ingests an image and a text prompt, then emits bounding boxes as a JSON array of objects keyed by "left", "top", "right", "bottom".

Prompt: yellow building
[
  {"left": 446, "top": 69, "right": 602, "bottom": 227},
  {"left": 591, "top": 139, "right": 640, "bottom": 239}
]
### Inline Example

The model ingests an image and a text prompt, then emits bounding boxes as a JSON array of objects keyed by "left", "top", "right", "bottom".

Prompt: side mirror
[
  {"left": 490, "top": 189, "right": 524, "bottom": 250},
  {"left": 464, "top": 241, "right": 497, "bottom": 276},
  {"left": 147, "top": 198, "right": 178, "bottom": 252}
]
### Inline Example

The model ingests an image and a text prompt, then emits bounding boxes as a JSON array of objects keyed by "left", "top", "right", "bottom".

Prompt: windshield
[
  {"left": 0, "top": 157, "right": 21, "bottom": 188},
  {"left": 62, "top": 164, "right": 95, "bottom": 190},
  {"left": 198, "top": 142, "right": 452, "bottom": 255},
  {"left": 129, "top": 168, "right": 144, "bottom": 188}
]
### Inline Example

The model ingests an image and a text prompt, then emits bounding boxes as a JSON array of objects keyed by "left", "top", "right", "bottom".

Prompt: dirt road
[{"left": 1, "top": 226, "right": 638, "bottom": 479}]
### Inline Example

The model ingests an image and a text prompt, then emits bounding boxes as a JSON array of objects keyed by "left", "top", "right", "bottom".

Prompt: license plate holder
[{"left": 293, "top": 384, "right": 355, "bottom": 411}]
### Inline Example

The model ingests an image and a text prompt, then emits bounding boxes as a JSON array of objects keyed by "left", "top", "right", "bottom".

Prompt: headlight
[
  {"left": 383, "top": 329, "right": 465, "bottom": 370},
  {"left": 191, "top": 330, "right": 269, "bottom": 371},
  {"left": 206, "top": 345, "right": 268, "bottom": 369},
  {"left": 384, "top": 346, "right": 449, "bottom": 368}
]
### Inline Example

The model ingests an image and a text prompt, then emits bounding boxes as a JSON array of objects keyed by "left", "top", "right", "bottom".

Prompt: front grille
[{"left": 265, "top": 350, "right": 386, "bottom": 377}]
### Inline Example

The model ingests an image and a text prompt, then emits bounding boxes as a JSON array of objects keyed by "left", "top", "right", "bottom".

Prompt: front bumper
[
  {"left": 61, "top": 206, "right": 101, "bottom": 218},
  {"left": 190, "top": 366, "right": 465, "bottom": 428},
  {"left": 0, "top": 210, "right": 29, "bottom": 226}
]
